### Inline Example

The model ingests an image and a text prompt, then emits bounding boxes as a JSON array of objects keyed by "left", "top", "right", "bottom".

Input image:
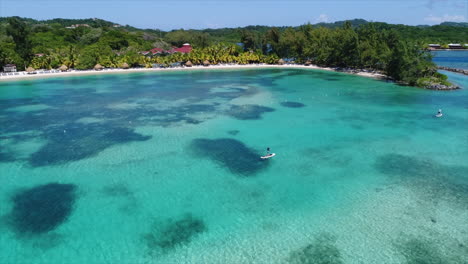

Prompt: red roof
[
  {"left": 142, "top": 45, "right": 192, "bottom": 56},
  {"left": 150, "top": 48, "right": 164, "bottom": 54},
  {"left": 173, "top": 45, "right": 192, "bottom": 53}
]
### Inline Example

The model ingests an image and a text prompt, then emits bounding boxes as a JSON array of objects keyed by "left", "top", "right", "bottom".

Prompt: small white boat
[
  {"left": 435, "top": 113, "right": 443, "bottom": 118},
  {"left": 260, "top": 153, "right": 276, "bottom": 159}
]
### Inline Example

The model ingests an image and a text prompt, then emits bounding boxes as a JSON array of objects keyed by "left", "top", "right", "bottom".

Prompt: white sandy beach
[{"left": 0, "top": 64, "right": 387, "bottom": 82}]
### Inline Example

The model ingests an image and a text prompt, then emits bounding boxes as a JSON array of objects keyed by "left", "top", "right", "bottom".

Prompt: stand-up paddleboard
[{"left": 261, "top": 153, "right": 276, "bottom": 159}]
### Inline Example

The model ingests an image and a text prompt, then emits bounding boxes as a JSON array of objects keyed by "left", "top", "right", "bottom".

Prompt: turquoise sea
[
  {"left": 432, "top": 50, "right": 468, "bottom": 70},
  {"left": 0, "top": 66, "right": 467, "bottom": 263}
]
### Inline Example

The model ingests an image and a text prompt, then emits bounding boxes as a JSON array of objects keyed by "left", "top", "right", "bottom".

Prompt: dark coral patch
[
  {"left": 8, "top": 183, "right": 77, "bottom": 235},
  {"left": 226, "top": 104, "right": 275, "bottom": 120},
  {"left": 191, "top": 138, "right": 268, "bottom": 176},
  {"left": 101, "top": 183, "right": 133, "bottom": 197},
  {"left": 0, "top": 147, "right": 14, "bottom": 162},
  {"left": 375, "top": 153, "right": 468, "bottom": 181},
  {"left": 375, "top": 153, "right": 468, "bottom": 206},
  {"left": 396, "top": 238, "right": 465, "bottom": 264},
  {"left": 28, "top": 126, "right": 151, "bottom": 167},
  {"left": 280, "top": 101, "right": 306, "bottom": 108},
  {"left": 375, "top": 153, "right": 432, "bottom": 178},
  {"left": 227, "top": 130, "right": 240, "bottom": 136},
  {"left": 287, "top": 234, "right": 343, "bottom": 264},
  {"left": 144, "top": 214, "right": 206, "bottom": 253},
  {"left": 101, "top": 184, "right": 138, "bottom": 214}
]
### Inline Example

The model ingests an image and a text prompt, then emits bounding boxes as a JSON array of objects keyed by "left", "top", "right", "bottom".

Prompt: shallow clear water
[{"left": 0, "top": 69, "right": 467, "bottom": 263}]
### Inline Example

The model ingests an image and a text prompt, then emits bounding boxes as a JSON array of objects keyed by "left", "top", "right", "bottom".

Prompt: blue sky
[{"left": 0, "top": 0, "right": 466, "bottom": 30}]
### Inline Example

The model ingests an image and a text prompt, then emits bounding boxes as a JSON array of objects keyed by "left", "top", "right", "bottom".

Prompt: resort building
[
  {"left": 448, "top": 43, "right": 463, "bottom": 49},
  {"left": 172, "top": 43, "right": 192, "bottom": 53},
  {"left": 150, "top": 48, "right": 164, "bottom": 55},
  {"left": 428, "top": 44, "right": 441, "bottom": 50},
  {"left": 142, "top": 43, "right": 192, "bottom": 56},
  {"left": 3, "top": 64, "right": 17, "bottom": 72}
]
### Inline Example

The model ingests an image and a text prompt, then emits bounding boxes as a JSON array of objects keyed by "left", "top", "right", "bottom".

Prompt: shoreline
[
  {"left": 0, "top": 64, "right": 387, "bottom": 82},
  {"left": 437, "top": 66, "right": 468, "bottom": 75},
  {"left": 429, "top": 49, "right": 468, "bottom": 51}
]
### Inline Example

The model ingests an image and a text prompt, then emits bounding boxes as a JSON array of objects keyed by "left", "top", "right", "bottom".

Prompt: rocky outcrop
[
  {"left": 424, "top": 83, "right": 460, "bottom": 90},
  {"left": 437, "top": 66, "right": 468, "bottom": 75}
]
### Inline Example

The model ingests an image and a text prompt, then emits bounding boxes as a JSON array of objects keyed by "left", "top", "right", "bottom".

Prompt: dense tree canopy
[{"left": 0, "top": 16, "right": 465, "bottom": 87}]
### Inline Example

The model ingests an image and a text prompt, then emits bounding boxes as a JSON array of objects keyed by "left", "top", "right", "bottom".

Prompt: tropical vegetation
[{"left": 1, "top": 16, "right": 466, "bottom": 87}]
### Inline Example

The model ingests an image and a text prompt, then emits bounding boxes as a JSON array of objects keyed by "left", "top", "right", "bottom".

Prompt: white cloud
[
  {"left": 316, "top": 14, "right": 329, "bottom": 23},
  {"left": 424, "top": 14, "right": 466, "bottom": 23}
]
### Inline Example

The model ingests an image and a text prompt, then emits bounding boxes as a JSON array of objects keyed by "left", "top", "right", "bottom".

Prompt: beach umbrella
[
  {"left": 304, "top": 60, "right": 312, "bottom": 66},
  {"left": 185, "top": 61, "right": 193, "bottom": 67},
  {"left": 59, "top": 65, "right": 68, "bottom": 71},
  {"left": 203, "top": 60, "right": 210, "bottom": 67},
  {"left": 94, "top": 64, "right": 104, "bottom": 71},
  {"left": 278, "top": 59, "right": 285, "bottom": 65},
  {"left": 121, "top": 62, "right": 129, "bottom": 69},
  {"left": 26, "top": 67, "right": 35, "bottom": 73}
]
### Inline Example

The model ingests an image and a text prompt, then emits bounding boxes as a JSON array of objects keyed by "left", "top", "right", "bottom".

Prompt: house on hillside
[
  {"left": 66, "top": 24, "right": 90, "bottom": 29},
  {"left": 3, "top": 64, "right": 17, "bottom": 72},
  {"left": 150, "top": 48, "right": 164, "bottom": 55},
  {"left": 448, "top": 43, "right": 463, "bottom": 49},
  {"left": 428, "top": 44, "right": 441, "bottom": 50},
  {"left": 142, "top": 44, "right": 192, "bottom": 57},
  {"left": 172, "top": 43, "right": 192, "bottom": 53}
]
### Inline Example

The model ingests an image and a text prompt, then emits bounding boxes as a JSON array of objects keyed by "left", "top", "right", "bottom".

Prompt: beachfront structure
[
  {"left": 428, "top": 44, "right": 441, "bottom": 50},
  {"left": 448, "top": 43, "right": 463, "bottom": 49},
  {"left": 150, "top": 48, "right": 164, "bottom": 55},
  {"left": 3, "top": 64, "right": 17, "bottom": 72},
  {"left": 174, "top": 43, "right": 192, "bottom": 53},
  {"left": 142, "top": 44, "right": 192, "bottom": 56}
]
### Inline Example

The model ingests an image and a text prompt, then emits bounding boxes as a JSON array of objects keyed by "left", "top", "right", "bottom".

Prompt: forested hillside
[{"left": 0, "top": 16, "right": 465, "bottom": 87}]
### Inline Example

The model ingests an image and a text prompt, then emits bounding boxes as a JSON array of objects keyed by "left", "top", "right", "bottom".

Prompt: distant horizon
[
  {"left": 1, "top": 0, "right": 466, "bottom": 30},
  {"left": 1, "top": 16, "right": 466, "bottom": 32}
]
